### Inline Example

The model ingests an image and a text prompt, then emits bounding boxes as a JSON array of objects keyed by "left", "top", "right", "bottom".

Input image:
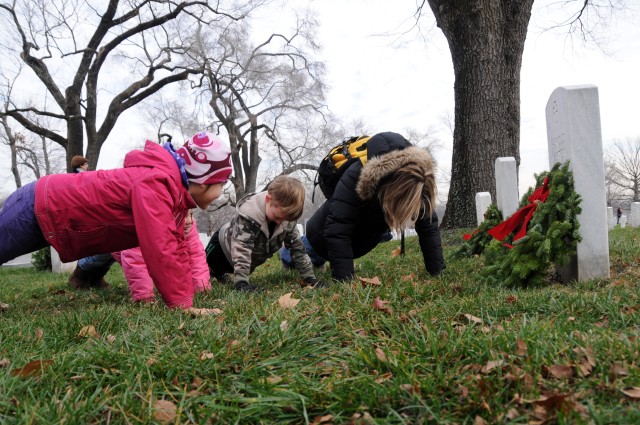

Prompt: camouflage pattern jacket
[{"left": 218, "top": 191, "right": 315, "bottom": 286}]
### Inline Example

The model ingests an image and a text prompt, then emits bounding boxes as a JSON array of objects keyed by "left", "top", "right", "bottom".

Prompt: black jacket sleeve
[
  {"left": 415, "top": 210, "right": 446, "bottom": 276},
  {"left": 324, "top": 163, "right": 362, "bottom": 281}
]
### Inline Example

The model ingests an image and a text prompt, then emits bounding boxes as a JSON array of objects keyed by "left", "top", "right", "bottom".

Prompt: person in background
[
  {"left": 205, "top": 175, "right": 325, "bottom": 292},
  {"left": 70, "top": 155, "right": 89, "bottom": 173},
  {"left": 617, "top": 206, "right": 623, "bottom": 224},
  {"left": 280, "top": 132, "right": 445, "bottom": 282},
  {"left": 0, "top": 131, "right": 232, "bottom": 315}
]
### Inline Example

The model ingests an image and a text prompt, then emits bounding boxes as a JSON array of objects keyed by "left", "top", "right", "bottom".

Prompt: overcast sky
[{"left": 1, "top": 0, "right": 639, "bottom": 199}]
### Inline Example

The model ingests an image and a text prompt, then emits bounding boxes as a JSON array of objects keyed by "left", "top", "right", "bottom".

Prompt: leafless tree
[
  {"left": 0, "top": 0, "right": 254, "bottom": 172},
  {"left": 185, "top": 13, "right": 329, "bottom": 200},
  {"left": 605, "top": 137, "right": 640, "bottom": 204},
  {"left": 419, "top": 0, "right": 626, "bottom": 228}
]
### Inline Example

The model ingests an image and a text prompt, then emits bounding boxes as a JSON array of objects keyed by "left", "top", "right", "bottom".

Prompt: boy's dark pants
[{"left": 205, "top": 230, "right": 234, "bottom": 279}]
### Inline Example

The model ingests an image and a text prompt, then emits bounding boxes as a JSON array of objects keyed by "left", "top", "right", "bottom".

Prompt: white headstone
[
  {"left": 495, "top": 157, "right": 519, "bottom": 219},
  {"left": 50, "top": 247, "right": 77, "bottom": 273},
  {"left": 546, "top": 85, "right": 610, "bottom": 281},
  {"left": 198, "top": 232, "right": 210, "bottom": 248},
  {"left": 607, "top": 207, "right": 615, "bottom": 230},
  {"left": 631, "top": 203, "right": 640, "bottom": 227},
  {"left": 475, "top": 192, "right": 493, "bottom": 226},
  {"left": 296, "top": 223, "right": 304, "bottom": 236},
  {"left": 620, "top": 215, "right": 627, "bottom": 228}
]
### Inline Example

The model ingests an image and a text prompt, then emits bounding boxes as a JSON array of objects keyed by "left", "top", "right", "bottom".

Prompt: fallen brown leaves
[
  {"left": 278, "top": 292, "right": 300, "bottom": 309},
  {"left": 10, "top": 359, "right": 53, "bottom": 377},
  {"left": 358, "top": 276, "right": 381, "bottom": 287},
  {"left": 372, "top": 297, "right": 392, "bottom": 314}
]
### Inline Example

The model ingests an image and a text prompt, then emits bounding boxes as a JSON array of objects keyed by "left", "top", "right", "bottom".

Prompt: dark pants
[
  {"left": 205, "top": 230, "right": 233, "bottom": 278},
  {"left": 0, "top": 182, "right": 48, "bottom": 265}
]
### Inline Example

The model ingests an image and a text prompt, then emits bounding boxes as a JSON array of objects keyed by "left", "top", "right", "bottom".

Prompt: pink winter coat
[
  {"left": 113, "top": 220, "right": 210, "bottom": 302},
  {"left": 34, "top": 141, "right": 197, "bottom": 308}
]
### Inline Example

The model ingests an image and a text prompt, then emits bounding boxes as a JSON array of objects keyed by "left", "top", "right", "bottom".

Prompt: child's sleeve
[
  {"left": 131, "top": 178, "right": 193, "bottom": 309},
  {"left": 415, "top": 210, "right": 446, "bottom": 276},
  {"left": 186, "top": 219, "right": 211, "bottom": 293},
  {"left": 119, "top": 247, "right": 156, "bottom": 302},
  {"left": 229, "top": 216, "right": 258, "bottom": 287},
  {"left": 283, "top": 225, "right": 315, "bottom": 281}
]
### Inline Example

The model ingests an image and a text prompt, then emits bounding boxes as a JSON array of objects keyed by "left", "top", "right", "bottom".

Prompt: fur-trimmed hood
[{"left": 356, "top": 146, "right": 436, "bottom": 201}]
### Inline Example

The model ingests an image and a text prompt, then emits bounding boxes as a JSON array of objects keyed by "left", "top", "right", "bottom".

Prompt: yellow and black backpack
[{"left": 314, "top": 136, "right": 370, "bottom": 200}]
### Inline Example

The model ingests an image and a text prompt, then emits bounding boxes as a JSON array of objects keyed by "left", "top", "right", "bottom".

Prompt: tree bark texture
[{"left": 427, "top": 0, "right": 534, "bottom": 228}]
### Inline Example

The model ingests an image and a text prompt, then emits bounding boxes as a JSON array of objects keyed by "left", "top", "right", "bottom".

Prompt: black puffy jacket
[{"left": 306, "top": 132, "right": 446, "bottom": 281}]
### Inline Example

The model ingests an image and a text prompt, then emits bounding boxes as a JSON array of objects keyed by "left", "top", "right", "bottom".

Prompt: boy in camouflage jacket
[{"left": 205, "top": 176, "right": 325, "bottom": 292}]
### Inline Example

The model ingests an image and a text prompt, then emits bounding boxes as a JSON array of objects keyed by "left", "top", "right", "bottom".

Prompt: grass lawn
[{"left": 1, "top": 227, "right": 639, "bottom": 424}]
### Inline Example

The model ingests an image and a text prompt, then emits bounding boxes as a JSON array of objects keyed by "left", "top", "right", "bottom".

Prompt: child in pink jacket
[
  {"left": 0, "top": 131, "right": 231, "bottom": 314},
  {"left": 112, "top": 210, "right": 210, "bottom": 303}
]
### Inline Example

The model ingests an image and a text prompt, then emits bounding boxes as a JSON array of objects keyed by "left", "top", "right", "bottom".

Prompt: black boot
[
  {"left": 87, "top": 266, "right": 111, "bottom": 288},
  {"left": 69, "top": 266, "right": 93, "bottom": 289},
  {"left": 69, "top": 265, "right": 110, "bottom": 289}
]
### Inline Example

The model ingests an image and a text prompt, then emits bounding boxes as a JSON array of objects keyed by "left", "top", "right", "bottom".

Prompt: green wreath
[
  {"left": 451, "top": 203, "right": 503, "bottom": 260},
  {"left": 480, "top": 161, "right": 582, "bottom": 286}
]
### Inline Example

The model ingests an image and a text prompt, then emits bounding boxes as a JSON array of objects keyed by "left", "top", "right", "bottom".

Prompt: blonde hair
[
  {"left": 267, "top": 176, "right": 305, "bottom": 220},
  {"left": 376, "top": 162, "right": 436, "bottom": 232}
]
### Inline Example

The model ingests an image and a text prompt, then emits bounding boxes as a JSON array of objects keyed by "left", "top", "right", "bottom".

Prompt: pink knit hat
[{"left": 176, "top": 132, "right": 232, "bottom": 185}]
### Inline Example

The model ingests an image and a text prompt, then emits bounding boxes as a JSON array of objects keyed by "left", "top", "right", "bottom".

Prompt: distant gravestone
[
  {"left": 495, "top": 157, "right": 519, "bottom": 219},
  {"left": 198, "top": 232, "right": 210, "bottom": 248},
  {"left": 620, "top": 215, "right": 628, "bottom": 228},
  {"left": 475, "top": 192, "right": 492, "bottom": 226},
  {"left": 607, "top": 207, "right": 615, "bottom": 230},
  {"left": 50, "top": 247, "right": 77, "bottom": 273},
  {"left": 631, "top": 203, "right": 640, "bottom": 227},
  {"left": 546, "top": 84, "right": 610, "bottom": 281}
]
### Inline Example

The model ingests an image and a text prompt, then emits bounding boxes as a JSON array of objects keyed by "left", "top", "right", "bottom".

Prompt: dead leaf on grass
[
  {"left": 153, "top": 399, "right": 177, "bottom": 423},
  {"left": 311, "top": 414, "right": 334, "bottom": 425},
  {"left": 359, "top": 276, "right": 381, "bottom": 287},
  {"left": 463, "top": 313, "right": 482, "bottom": 325},
  {"left": 0, "top": 358, "right": 10, "bottom": 368},
  {"left": 280, "top": 320, "right": 288, "bottom": 331},
  {"left": 621, "top": 387, "right": 640, "bottom": 398},
  {"left": 481, "top": 359, "right": 504, "bottom": 374},
  {"left": 10, "top": 359, "right": 53, "bottom": 377},
  {"left": 515, "top": 339, "right": 528, "bottom": 356},
  {"left": 474, "top": 415, "right": 487, "bottom": 425},
  {"left": 374, "top": 347, "right": 387, "bottom": 362},
  {"left": 505, "top": 295, "right": 518, "bottom": 303},
  {"left": 0, "top": 302, "right": 9, "bottom": 312},
  {"left": 401, "top": 273, "right": 416, "bottom": 281},
  {"left": 278, "top": 292, "right": 300, "bottom": 309},
  {"left": 372, "top": 297, "right": 392, "bottom": 314},
  {"left": 199, "top": 351, "right": 214, "bottom": 360},
  {"left": 267, "top": 375, "right": 283, "bottom": 384},
  {"left": 390, "top": 246, "right": 402, "bottom": 257},
  {"left": 78, "top": 325, "right": 99, "bottom": 338},
  {"left": 548, "top": 364, "right": 573, "bottom": 380}
]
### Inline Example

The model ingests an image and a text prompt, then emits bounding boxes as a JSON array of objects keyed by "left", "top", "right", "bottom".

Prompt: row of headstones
[
  {"left": 607, "top": 204, "right": 640, "bottom": 229},
  {"left": 475, "top": 85, "right": 610, "bottom": 283}
]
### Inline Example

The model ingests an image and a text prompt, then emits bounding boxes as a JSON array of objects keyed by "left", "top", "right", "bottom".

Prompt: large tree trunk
[{"left": 428, "top": 0, "right": 534, "bottom": 228}]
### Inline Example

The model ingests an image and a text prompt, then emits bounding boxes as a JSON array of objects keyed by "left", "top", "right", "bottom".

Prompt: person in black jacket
[{"left": 280, "top": 131, "right": 445, "bottom": 282}]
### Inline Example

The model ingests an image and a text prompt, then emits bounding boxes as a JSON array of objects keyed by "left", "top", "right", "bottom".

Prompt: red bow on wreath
[{"left": 487, "top": 176, "right": 550, "bottom": 248}]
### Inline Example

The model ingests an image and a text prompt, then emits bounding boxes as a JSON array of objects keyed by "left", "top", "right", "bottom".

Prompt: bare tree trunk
[
  {"left": 2, "top": 116, "right": 21, "bottom": 188},
  {"left": 40, "top": 134, "right": 51, "bottom": 175},
  {"left": 427, "top": 0, "right": 533, "bottom": 228}
]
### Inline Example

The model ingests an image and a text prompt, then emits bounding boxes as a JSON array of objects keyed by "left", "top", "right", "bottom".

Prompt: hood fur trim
[{"left": 356, "top": 147, "right": 436, "bottom": 201}]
